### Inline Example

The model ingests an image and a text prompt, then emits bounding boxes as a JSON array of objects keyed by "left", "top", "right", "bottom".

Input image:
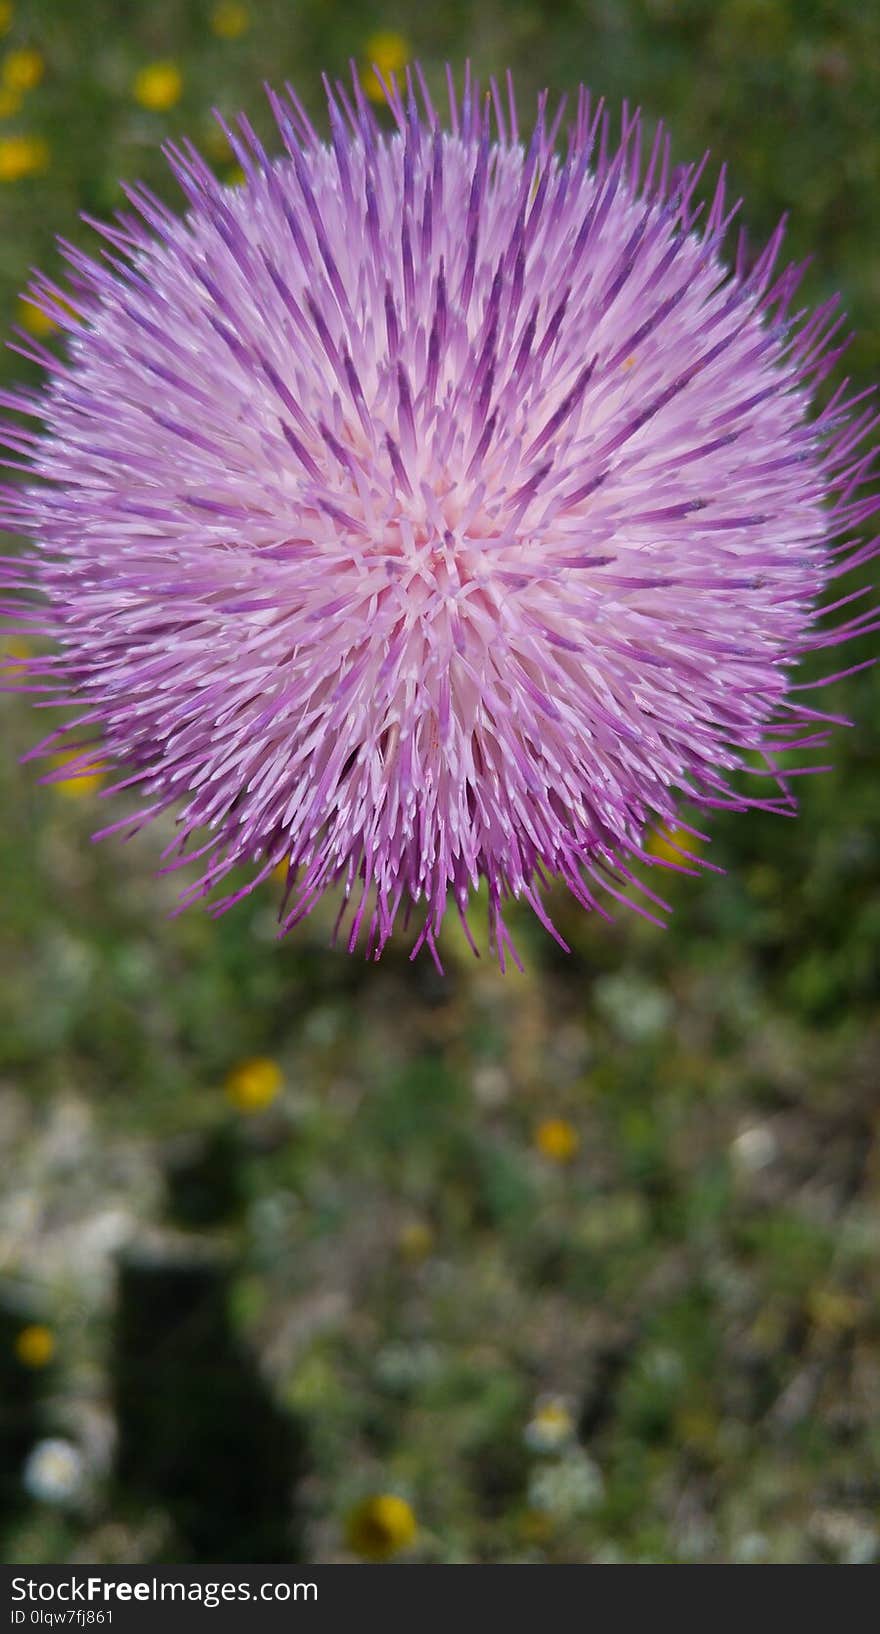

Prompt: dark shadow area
[{"left": 114, "top": 1256, "right": 307, "bottom": 1563}]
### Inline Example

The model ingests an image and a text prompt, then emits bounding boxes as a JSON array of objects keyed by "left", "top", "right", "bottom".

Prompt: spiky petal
[{"left": 2, "top": 69, "right": 878, "bottom": 967}]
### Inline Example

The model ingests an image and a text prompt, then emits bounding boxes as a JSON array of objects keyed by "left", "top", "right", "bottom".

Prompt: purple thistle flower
[{"left": 2, "top": 68, "right": 878, "bottom": 969}]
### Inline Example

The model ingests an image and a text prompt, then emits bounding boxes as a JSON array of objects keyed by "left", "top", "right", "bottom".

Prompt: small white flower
[
  {"left": 731, "top": 1124, "right": 778, "bottom": 1174},
  {"left": 528, "top": 1450, "right": 604, "bottom": 1519},
  {"left": 594, "top": 975, "right": 672, "bottom": 1043},
  {"left": 22, "top": 1438, "right": 84, "bottom": 1506}
]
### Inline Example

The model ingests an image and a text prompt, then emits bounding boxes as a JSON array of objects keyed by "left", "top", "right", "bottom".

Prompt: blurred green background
[{"left": 1, "top": 0, "right": 879, "bottom": 1567}]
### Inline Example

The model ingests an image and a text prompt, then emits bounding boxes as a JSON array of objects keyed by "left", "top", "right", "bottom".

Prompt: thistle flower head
[{"left": 2, "top": 68, "right": 878, "bottom": 966}]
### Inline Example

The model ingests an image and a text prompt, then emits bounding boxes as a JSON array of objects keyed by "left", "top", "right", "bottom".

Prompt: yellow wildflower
[
  {"left": 49, "top": 749, "right": 105, "bottom": 799},
  {"left": 647, "top": 824, "right": 702, "bottom": 865},
  {"left": 363, "top": 30, "right": 409, "bottom": 103},
  {"left": 0, "top": 85, "right": 20, "bottom": 117},
  {"left": 224, "top": 163, "right": 246, "bottom": 188},
  {"left": 225, "top": 1056, "right": 283, "bottom": 1113},
  {"left": 0, "top": 132, "right": 49, "bottom": 181},
  {"left": 132, "top": 61, "right": 182, "bottom": 112},
  {"left": 533, "top": 1117, "right": 580, "bottom": 1164},
  {"left": 211, "top": 2, "right": 250, "bottom": 38},
  {"left": 20, "top": 289, "right": 79, "bottom": 330},
  {"left": 346, "top": 1493, "right": 418, "bottom": 1561},
  {"left": 1, "top": 635, "right": 31, "bottom": 675},
  {"left": 14, "top": 1323, "right": 55, "bottom": 1368},
  {"left": 17, "top": 297, "right": 55, "bottom": 335},
  {"left": 2, "top": 47, "right": 43, "bottom": 92},
  {"left": 397, "top": 1220, "right": 434, "bottom": 1263}
]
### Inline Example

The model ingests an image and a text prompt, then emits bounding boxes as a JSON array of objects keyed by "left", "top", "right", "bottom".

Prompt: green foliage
[{"left": 1, "top": 0, "right": 878, "bottom": 1567}]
